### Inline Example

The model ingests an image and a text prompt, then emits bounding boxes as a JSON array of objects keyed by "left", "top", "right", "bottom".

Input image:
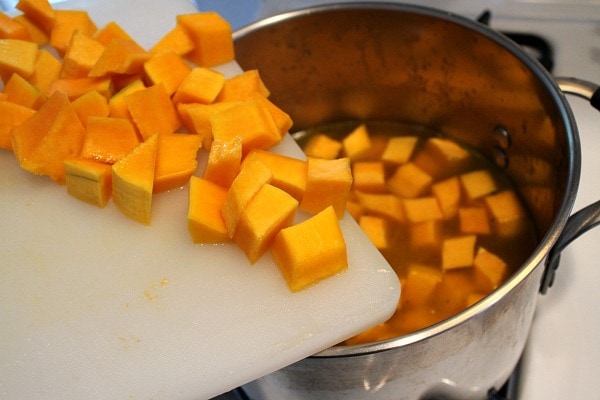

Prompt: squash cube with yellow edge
[
  {"left": 300, "top": 157, "right": 352, "bottom": 219},
  {"left": 0, "top": 38, "right": 38, "bottom": 82},
  {"left": 352, "top": 161, "right": 386, "bottom": 193},
  {"left": 342, "top": 123, "right": 371, "bottom": 161},
  {"left": 272, "top": 205, "right": 347, "bottom": 292},
  {"left": 153, "top": 133, "right": 201, "bottom": 193},
  {"left": 210, "top": 97, "right": 281, "bottom": 156},
  {"left": 143, "top": 51, "right": 192, "bottom": 96},
  {"left": 233, "top": 183, "right": 298, "bottom": 264},
  {"left": 112, "top": 133, "right": 158, "bottom": 224},
  {"left": 413, "top": 137, "right": 470, "bottom": 179},
  {"left": 177, "top": 12, "right": 234, "bottom": 67},
  {"left": 387, "top": 162, "right": 432, "bottom": 198},
  {"left": 243, "top": 149, "right": 307, "bottom": 202},
  {"left": 215, "top": 69, "right": 270, "bottom": 102},
  {"left": 0, "top": 100, "right": 35, "bottom": 150},
  {"left": 431, "top": 176, "right": 461, "bottom": 220},
  {"left": 473, "top": 247, "right": 507, "bottom": 292},
  {"left": 359, "top": 215, "right": 390, "bottom": 250},
  {"left": 441, "top": 235, "right": 477, "bottom": 270},
  {"left": 80, "top": 116, "right": 139, "bottom": 164},
  {"left": 381, "top": 136, "right": 418, "bottom": 165},
  {"left": 59, "top": 30, "right": 105, "bottom": 79},
  {"left": 460, "top": 169, "right": 497, "bottom": 200},
  {"left": 2, "top": 72, "right": 46, "bottom": 110},
  {"left": 172, "top": 67, "right": 225, "bottom": 105},
  {"left": 221, "top": 156, "right": 272, "bottom": 238},
  {"left": 303, "top": 133, "right": 342, "bottom": 160},
  {"left": 484, "top": 189, "right": 528, "bottom": 237},
  {"left": 10, "top": 91, "right": 86, "bottom": 184},
  {"left": 26, "top": 49, "right": 61, "bottom": 94},
  {"left": 203, "top": 136, "right": 242, "bottom": 189},
  {"left": 64, "top": 158, "right": 112, "bottom": 207},
  {"left": 187, "top": 176, "right": 230, "bottom": 243}
]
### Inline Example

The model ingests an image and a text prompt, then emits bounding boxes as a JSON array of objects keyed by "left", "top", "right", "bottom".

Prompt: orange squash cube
[
  {"left": 441, "top": 235, "right": 477, "bottom": 270},
  {"left": 144, "top": 51, "right": 192, "bottom": 96},
  {"left": 150, "top": 23, "right": 195, "bottom": 56},
  {"left": 177, "top": 101, "right": 240, "bottom": 149},
  {"left": 413, "top": 137, "right": 470, "bottom": 179},
  {"left": 221, "top": 156, "right": 273, "bottom": 238},
  {"left": 354, "top": 191, "right": 405, "bottom": 223},
  {"left": 2, "top": 72, "right": 46, "bottom": 110},
  {"left": 345, "top": 199, "right": 363, "bottom": 221},
  {"left": 46, "top": 76, "right": 113, "bottom": 100},
  {"left": 107, "top": 78, "right": 145, "bottom": 118},
  {"left": 387, "top": 162, "right": 433, "bottom": 198},
  {"left": 215, "top": 69, "right": 270, "bottom": 102},
  {"left": 50, "top": 10, "right": 97, "bottom": 56},
  {"left": 431, "top": 176, "right": 461, "bottom": 220},
  {"left": 59, "top": 30, "right": 105, "bottom": 78},
  {"left": 0, "top": 38, "right": 38, "bottom": 82},
  {"left": 359, "top": 215, "right": 390, "bottom": 250},
  {"left": 26, "top": 48, "right": 61, "bottom": 93},
  {"left": 410, "top": 219, "right": 442, "bottom": 249},
  {"left": 460, "top": 169, "right": 498, "bottom": 200},
  {"left": 473, "top": 247, "right": 507, "bottom": 292},
  {"left": 172, "top": 67, "right": 225, "bottom": 104},
  {"left": 303, "top": 133, "right": 342, "bottom": 159},
  {"left": 484, "top": 189, "right": 528, "bottom": 237},
  {"left": 13, "top": 14, "right": 48, "bottom": 45},
  {"left": 233, "top": 183, "right": 298, "bottom": 264},
  {"left": 153, "top": 133, "right": 201, "bottom": 193},
  {"left": 458, "top": 206, "right": 491, "bottom": 234},
  {"left": 88, "top": 38, "right": 151, "bottom": 78},
  {"left": 243, "top": 149, "right": 307, "bottom": 202},
  {"left": 124, "top": 83, "right": 181, "bottom": 140},
  {"left": 112, "top": 133, "right": 158, "bottom": 224},
  {"left": 342, "top": 123, "right": 371, "bottom": 161},
  {"left": 300, "top": 157, "right": 353, "bottom": 219},
  {"left": 71, "top": 89, "right": 110, "bottom": 126},
  {"left": 272, "top": 205, "right": 347, "bottom": 292},
  {"left": 352, "top": 161, "right": 386, "bottom": 193},
  {"left": 381, "top": 136, "right": 418, "bottom": 165},
  {"left": 15, "top": 0, "right": 56, "bottom": 33},
  {"left": 203, "top": 136, "right": 243, "bottom": 188},
  {"left": 187, "top": 176, "right": 230, "bottom": 243},
  {"left": 210, "top": 97, "right": 281, "bottom": 155},
  {"left": 0, "top": 100, "right": 35, "bottom": 150},
  {"left": 400, "top": 264, "right": 443, "bottom": 308},
  {"left": 0, "top": 13, "right": 31, "bottom": 40},
  {"left": 177, "top": 12, "right": 234, "bottom": 67},
  {"left": 10, "top": 91, "right": 85, "bottom": 184},
  {"left": 80, "top": 116, "right": 139, "bottom": 164},
  {"left": 93, "top": 21, "right": 133, "bottom": 46},
  {"left": 64, "top": 158, "right": 112, "bottom": 207},
  {"left": 403, "top": 197, "right": 443, "bottom": 223},
  {"left": 250, "top": 92, "right": 293, "bottom": 137}
]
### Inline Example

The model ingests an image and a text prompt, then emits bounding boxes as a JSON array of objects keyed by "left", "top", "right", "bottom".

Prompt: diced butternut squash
[
  {"left": 352, "top": 161, "right": 386, "bottom": 193},
  {"left": 243, "top": 149, "right": 307, "bottom": 202},
  {"left": 345, "top": 199, "right": 363, "bottom": 221},
  {"left": 153, "top": 133, "right": 201, "bottom": 193},
  {"left": 403, "top": 197, "right": 443, "bottom": 223},
  {"left": 460, "top": 169, "right": 497, "bottom": 200},
  {"left": 187, "top": 176, "right": 230, "bottom": 243},
  {"left": 400, "top": 264, "right": 442, "bottom": 308},
  {"left": 13, "top": 14, "right": 48, "bottom": 45},
  {"left": 15, "top": 0, "right": 56, "bottom": 33},
  {"left": 215, "top": 69, "right": 270, "bottom": 102},
  {"left": 387, "top": 162, "right": 432, "bottom": 198},
  {"left": 413, "top": 137, "right": 470, "bottom": 179},
  {"left": 233, "top": 183, "right": 298, "bottom": 264},
  {"left": 473, "top": 247, "right": 507, "bottom": 292},
  {"left": 342, "top": 123, "right": 371, "bottom": 161},
  {"left": 88, "top": 38, "right": 151, "bottom": 78},
  {"left": 64, "top": 158, "right": 112, "bottom": 207},
  {"left": 144, "top": 51, "right": 192, "bottom": 96},
  {"left": 0, "top": 38, "right": 38, "bottom": 82},
  {"left": 0, "top": 13, "right": 31, "bottom": 40},
  {"left": 300, "top": 157, "right": 353, "bottom": 219},
  {"left": 221, "top": 156, "right": 272, "bottom": 238},
  {"left": 441, "top": 235, "right": 477, "bottom": 270},
  {"left": 303, "top": 133, "right": 343, "bottom": 160},
  {"left": 107, "top": 78, "right": 145, "bottom": 118},
  {"left": 47, "top": 76, "right": 113, "bottom": 100},
  {"left": 80, "top": 116, "right": 139, "bottom": 164},
  {"left": 26, "top": 48, "right": 61, "bottom": 93},
  {"left": 431, "top": 176, "right": 461, "bottom": 220},
  {"left": 93, "top": 21, "right": 133, "bottom": 46},
  {"left": 359, "top": 215, "right": 390, "bottom": 250},
  {"left": 112, "top": 133, "right": 158, "bottom": 224},
  {"left": 354, "top": 191, "right": 405, "bottom": 223},
  {"left": 484, "top": 190, "right": 528, "bottom": 237},
  {"left": 250, "top": 92, "right": 292, "bottom": 137},
  {"left": 0, "top": 100, "right": 36, "bottom": 150},
  {"left": 2, "top": 72, "right": 46, "bottom": 109},
  {"left": 410, "top": 219, "right": 442, "bottom": 249},
  {"left": 177, "top": 101, "right": 239, "bottom": 149},
  {"left": 10, "top": 91, "right": 85, "bottom": 184},
  {"left": 433, "top": 271, "right": 477, "bottom": 314},
  {"left": 59, "top": 30, "right": 105, "bottom": 78},
  {"left": 172, "top": 67, "right": 225, "bottom": 105},
  {"left": 150, "top": 23, "right": 194, "bottom": 56},
  {"left": 458, "top": 206, "right": 491, "bottom": 234},
  {"left": 177, "top": 12, "right": 234, "bottom": 67},
  {"left": 203, "top": 136, "right": 242, "bottom": 188},
  {"left": 71, "top": 89, "right": 110, "bottom": 126},
  {"left": 272, "top": 205, "right": 347, "bottom": 292},
  {"left": 381, "top": 136, "right": 418, "bottom": 165},
  {"left": 210, "top": 97, "right": 280, "bottom": 155},
  {"left": 124, "top": 83, "right": 180, "bottom": 140},
  {"left": 50, "top": 9, "right": 97, "bottom": 56}
]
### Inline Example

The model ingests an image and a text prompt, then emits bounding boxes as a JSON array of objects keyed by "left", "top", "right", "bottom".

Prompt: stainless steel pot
[{"left": 232, "top": 3, "right": 600, "bottom": 399}]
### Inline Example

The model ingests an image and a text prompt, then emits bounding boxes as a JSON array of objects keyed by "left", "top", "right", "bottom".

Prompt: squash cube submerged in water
[{"left": 272, "top": 206, "right": 347, "bottom": 292}]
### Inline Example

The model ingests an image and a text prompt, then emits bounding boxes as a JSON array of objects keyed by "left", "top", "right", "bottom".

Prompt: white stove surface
[{"left": 201, "top": 1, "right": 600, "bottom": 399}]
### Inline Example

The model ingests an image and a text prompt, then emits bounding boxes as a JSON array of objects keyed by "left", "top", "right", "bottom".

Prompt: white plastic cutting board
[{"left": 0, "top": 1, "right": 400, "bottom": 399}]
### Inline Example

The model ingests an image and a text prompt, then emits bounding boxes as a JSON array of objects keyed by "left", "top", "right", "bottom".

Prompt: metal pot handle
[{"left": 540, "top": 77, "right": 600, "bottom": 294}]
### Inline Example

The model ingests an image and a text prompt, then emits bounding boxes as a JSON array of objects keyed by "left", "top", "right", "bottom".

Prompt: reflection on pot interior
[{"left": 294, "top": 120, "right": 538, "bottom": 344}]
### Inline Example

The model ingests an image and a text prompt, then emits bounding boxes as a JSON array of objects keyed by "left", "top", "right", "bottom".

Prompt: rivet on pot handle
[{"left": 540, "top": 77, "right": 600, "bottom": 294}]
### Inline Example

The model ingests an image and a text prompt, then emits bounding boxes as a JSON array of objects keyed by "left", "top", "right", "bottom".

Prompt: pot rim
[{"left": 234, "top": 1, "right": 581, "bottom": 358}]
